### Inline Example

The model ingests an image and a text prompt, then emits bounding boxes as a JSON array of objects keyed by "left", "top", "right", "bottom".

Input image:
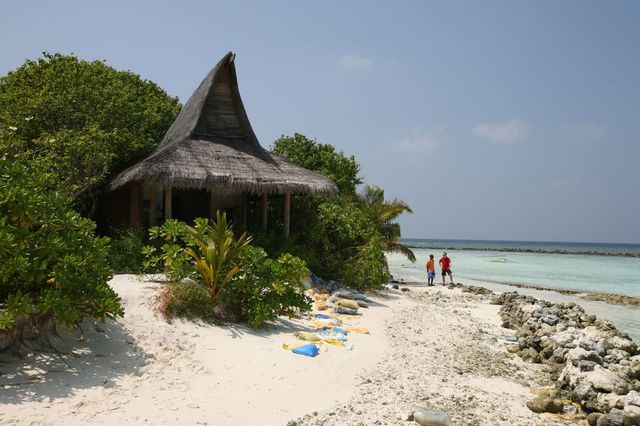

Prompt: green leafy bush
[
  {"left": 222, "top": 246, "right": 311, "bottom": 329},
  {"left": 268, "top": 133, "right": 394, "bottom": 291},
  {"left": 0, "top": 152, "right": 123, "bottom": 330},
  {"left": 342, "top": 236, "right": 390, "bottom": 291},
  {"left": 107, "top": 230, "right": 147, "bottom": 274},
  {"left": 155, "top": 283, "right": 215, "bottom": 323},
  {"left": 145, "top": 215, "right": 309, "bottom": 328},
  {"left": 272, "top": 133, "right": 361, "bottom": 195},
  {"left": 143, "top": 219, "right": 195, "bottom": 282},
  {"left": 0, "top": 53, "right": 180, "bottom": 213},
  {"left": 284, "top": 197, "right": 388, "bottom": 291}
]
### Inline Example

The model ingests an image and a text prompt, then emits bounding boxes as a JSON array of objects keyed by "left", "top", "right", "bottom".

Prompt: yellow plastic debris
[
  {"left": 311, "top": 320, "right": 342, "bottom": 329},
  {"left": 282, "top": 341, "right": 325, "bottom": 351},
  {"left": 322, "top": 338, "right": 346, "bottom": 347},
  {"left": 315, "top": 300, "right": 328, "bottom": 311},
  {"left": 335, "top": 299, "right": 359, "bottom": 310},
  {"left": 348, "top": 327, "right": 370, "bottom": 334},
  {"left": 282, "top": 342, "right": 308, "bottom": 351},
  {"left": 294, "top": 331, "right": 322, "bottom": 342}
]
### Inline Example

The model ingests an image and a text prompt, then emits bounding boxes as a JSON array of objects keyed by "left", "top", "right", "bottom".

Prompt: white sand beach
[{"left": 2, "top": 275, "right": 570, "bottom": 425}]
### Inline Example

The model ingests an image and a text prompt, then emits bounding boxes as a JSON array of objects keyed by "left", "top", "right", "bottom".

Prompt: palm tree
[{"left": 356, "top": 185, "right": 416, "bottom": 262}]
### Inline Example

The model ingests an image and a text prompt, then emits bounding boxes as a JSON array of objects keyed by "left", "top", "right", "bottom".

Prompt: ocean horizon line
[{"left": 401, "top": 237, "right": 640, "bottom": 247}]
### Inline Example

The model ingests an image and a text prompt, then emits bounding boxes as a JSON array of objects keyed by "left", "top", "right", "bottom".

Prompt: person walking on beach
[
  {"left": 426, "top": 254, "right": 435, "bottom": 286},
  {"left": 439, "top": 252, "right": 454, "bottom": 285}
]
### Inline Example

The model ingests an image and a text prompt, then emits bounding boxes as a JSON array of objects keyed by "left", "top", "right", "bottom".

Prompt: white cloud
[
  {"left": 337, "top": 54, "right": 373, "bottom": 71},
  {"left": 390, "top": 130, "right": 440, "bottom": 154},
  {"left": 473, "top": 118, "right": 530, "bottom": 143}
]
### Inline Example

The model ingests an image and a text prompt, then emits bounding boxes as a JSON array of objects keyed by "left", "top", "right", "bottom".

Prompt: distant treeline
[{"left": 404, "top": 245, "right": 640, "bottom": 258}]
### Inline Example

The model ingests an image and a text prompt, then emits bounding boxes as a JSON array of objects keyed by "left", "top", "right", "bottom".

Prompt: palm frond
[{"left": 385, "top": 241, "right": 416, "bottom": 262}]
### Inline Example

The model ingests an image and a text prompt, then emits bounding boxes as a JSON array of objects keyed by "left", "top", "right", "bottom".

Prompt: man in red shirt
[{"left": 439, "top": 252, "right": 454, "bottom": 285}]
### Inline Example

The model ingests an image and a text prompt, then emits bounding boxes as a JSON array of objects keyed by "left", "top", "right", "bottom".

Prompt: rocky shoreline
[
  {"left": 494, "top": 290, "right": 640, "bottom": 425},
  {"left": 405, "top": 245, "right": 640, "bottom": 258},
  {"left": 492, "top": 282, "right": 640, "bottom": 307}
]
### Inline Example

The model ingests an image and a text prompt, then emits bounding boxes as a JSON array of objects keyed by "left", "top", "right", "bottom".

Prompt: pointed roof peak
[
  {"left": 159, "top": 51, "right": 259, "bottom": 148},
  {"left": 109, "top": 52, "right": 338, "bottom": 196}
]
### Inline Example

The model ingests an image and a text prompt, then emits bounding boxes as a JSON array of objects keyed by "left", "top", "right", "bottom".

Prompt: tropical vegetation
[
  {"left": 266, "top": 133, "right": 415, "bottom": 291},
  {"left": 356, "top": 185, "right": 416, "bottom": 263},
  {"left": 0, "top": 133, "right": 123, "bottom": 334},
  {"left": 0, "top": 53, "right": 414, "bottom": 337},
  {"left": 0, "top": 53, "right": 180, "bottom": 216},
  {"left": 144, "top": 214, "right": 311, "bottom": 329}
]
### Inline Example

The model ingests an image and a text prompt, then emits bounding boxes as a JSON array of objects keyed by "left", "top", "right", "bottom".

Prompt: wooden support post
[
  {"left": 129, "top": 183, "right": 140, "bottom": 229},
  {"left": 148, "top": 184, "right": 157, "bottom": 226},
  {"left": 283, "top": 191, "right": 291, "bottom": 239},
  {"left": 261, "top": 193, "right": 268, "bottom": 232},
  {"left": 164, "top": 185, "right": 172, "bottom": 220}
]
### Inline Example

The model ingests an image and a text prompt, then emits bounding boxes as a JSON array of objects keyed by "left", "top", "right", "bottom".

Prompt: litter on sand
[
  {"left": 294, "top": 331, "right": 322, "bottom": 342},
  {"left": 291, "top": 344, "right": 320, "bottom": 357},
  {"left": 284, "top": 274, "right": 375, "bottom": 357},
  {"left": 335, "top": 299, "right": 360, "bottom": 310}
]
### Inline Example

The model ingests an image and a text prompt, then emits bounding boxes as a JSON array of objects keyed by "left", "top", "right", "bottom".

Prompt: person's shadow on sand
[{"left": 0, "top": 317, "right": 144, "bottom": 404}]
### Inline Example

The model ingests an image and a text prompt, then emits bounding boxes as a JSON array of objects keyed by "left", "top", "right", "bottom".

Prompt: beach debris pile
[
  {"left": 493, "top": 291, "right": 640, "bottom": 425},
  {"left": 283, "top": 277, "right": 371, "bottom": 357}
]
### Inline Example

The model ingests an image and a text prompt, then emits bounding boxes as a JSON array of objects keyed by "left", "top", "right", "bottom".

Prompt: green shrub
[
  {"left": 107, "top": 230, "right": 147, "bottom": 274},
  {"left": 0, "top": 152, "right": 123, "bottom": 330},
  {"left": 145, "top": 216, "right": 310, "bottom": 328},
  {"left": 342, "top": 236, "right": 390, "bottom": 291},
  {"left": 282, "top": 197, "right": 388, "bottom": 291},
  {"left": 0, "top": 53, "right": 180, "bottom": 210},
  {"left": 272, "top": 133, "right": 362, "bottom": 194},
  {"left": 155, "top": 283, "right": 215, "bottom": 323},
  {"left": 223, "top": 246, "right": 311, "bottom": 329},
  {"left": 143, "top": 219, "right": 195, "bottom": 282}
]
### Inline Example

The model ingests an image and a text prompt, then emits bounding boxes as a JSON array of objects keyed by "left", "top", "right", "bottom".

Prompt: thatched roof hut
[
  {"left": 110, "top": 52, "right": 337, "bottom": 196},
  {"left": 108, "top": 52, "right": 338, "bottom": 236}
]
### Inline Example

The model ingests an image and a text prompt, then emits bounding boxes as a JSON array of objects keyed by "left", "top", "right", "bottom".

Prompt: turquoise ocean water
[
  {"left": 397, "top": 239, "right": 640, "bottom": 296},
  {"left": 387, "top": 239, "right": 640, "bottom": 340}
]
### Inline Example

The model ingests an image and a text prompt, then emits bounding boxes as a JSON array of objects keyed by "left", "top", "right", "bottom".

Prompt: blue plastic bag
[{"left": 292, "top": 344, "right": 320, "bottom": 357}]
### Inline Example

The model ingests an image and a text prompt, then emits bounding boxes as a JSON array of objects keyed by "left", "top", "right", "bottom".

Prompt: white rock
[
  {"left": 622, "top": 390, "right": 640, "bottom": 407},
  {"left": 597, "top": 392, "right": 624, "bottom": 410},
  {"left": 582, "top": 366, "right": 630, "bottom": 395},
  {"left": 623, "top": 404, "right": 640, "bottom": 425}
]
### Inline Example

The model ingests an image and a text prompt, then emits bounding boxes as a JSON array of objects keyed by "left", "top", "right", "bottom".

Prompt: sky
[{"left": 2, "top": 1, "right": 639, "bottom": 243}]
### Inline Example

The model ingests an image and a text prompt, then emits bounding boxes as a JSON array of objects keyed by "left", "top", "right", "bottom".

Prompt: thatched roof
[{"left": 110, "top": 52, "right": 338, "bottom": 196}]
